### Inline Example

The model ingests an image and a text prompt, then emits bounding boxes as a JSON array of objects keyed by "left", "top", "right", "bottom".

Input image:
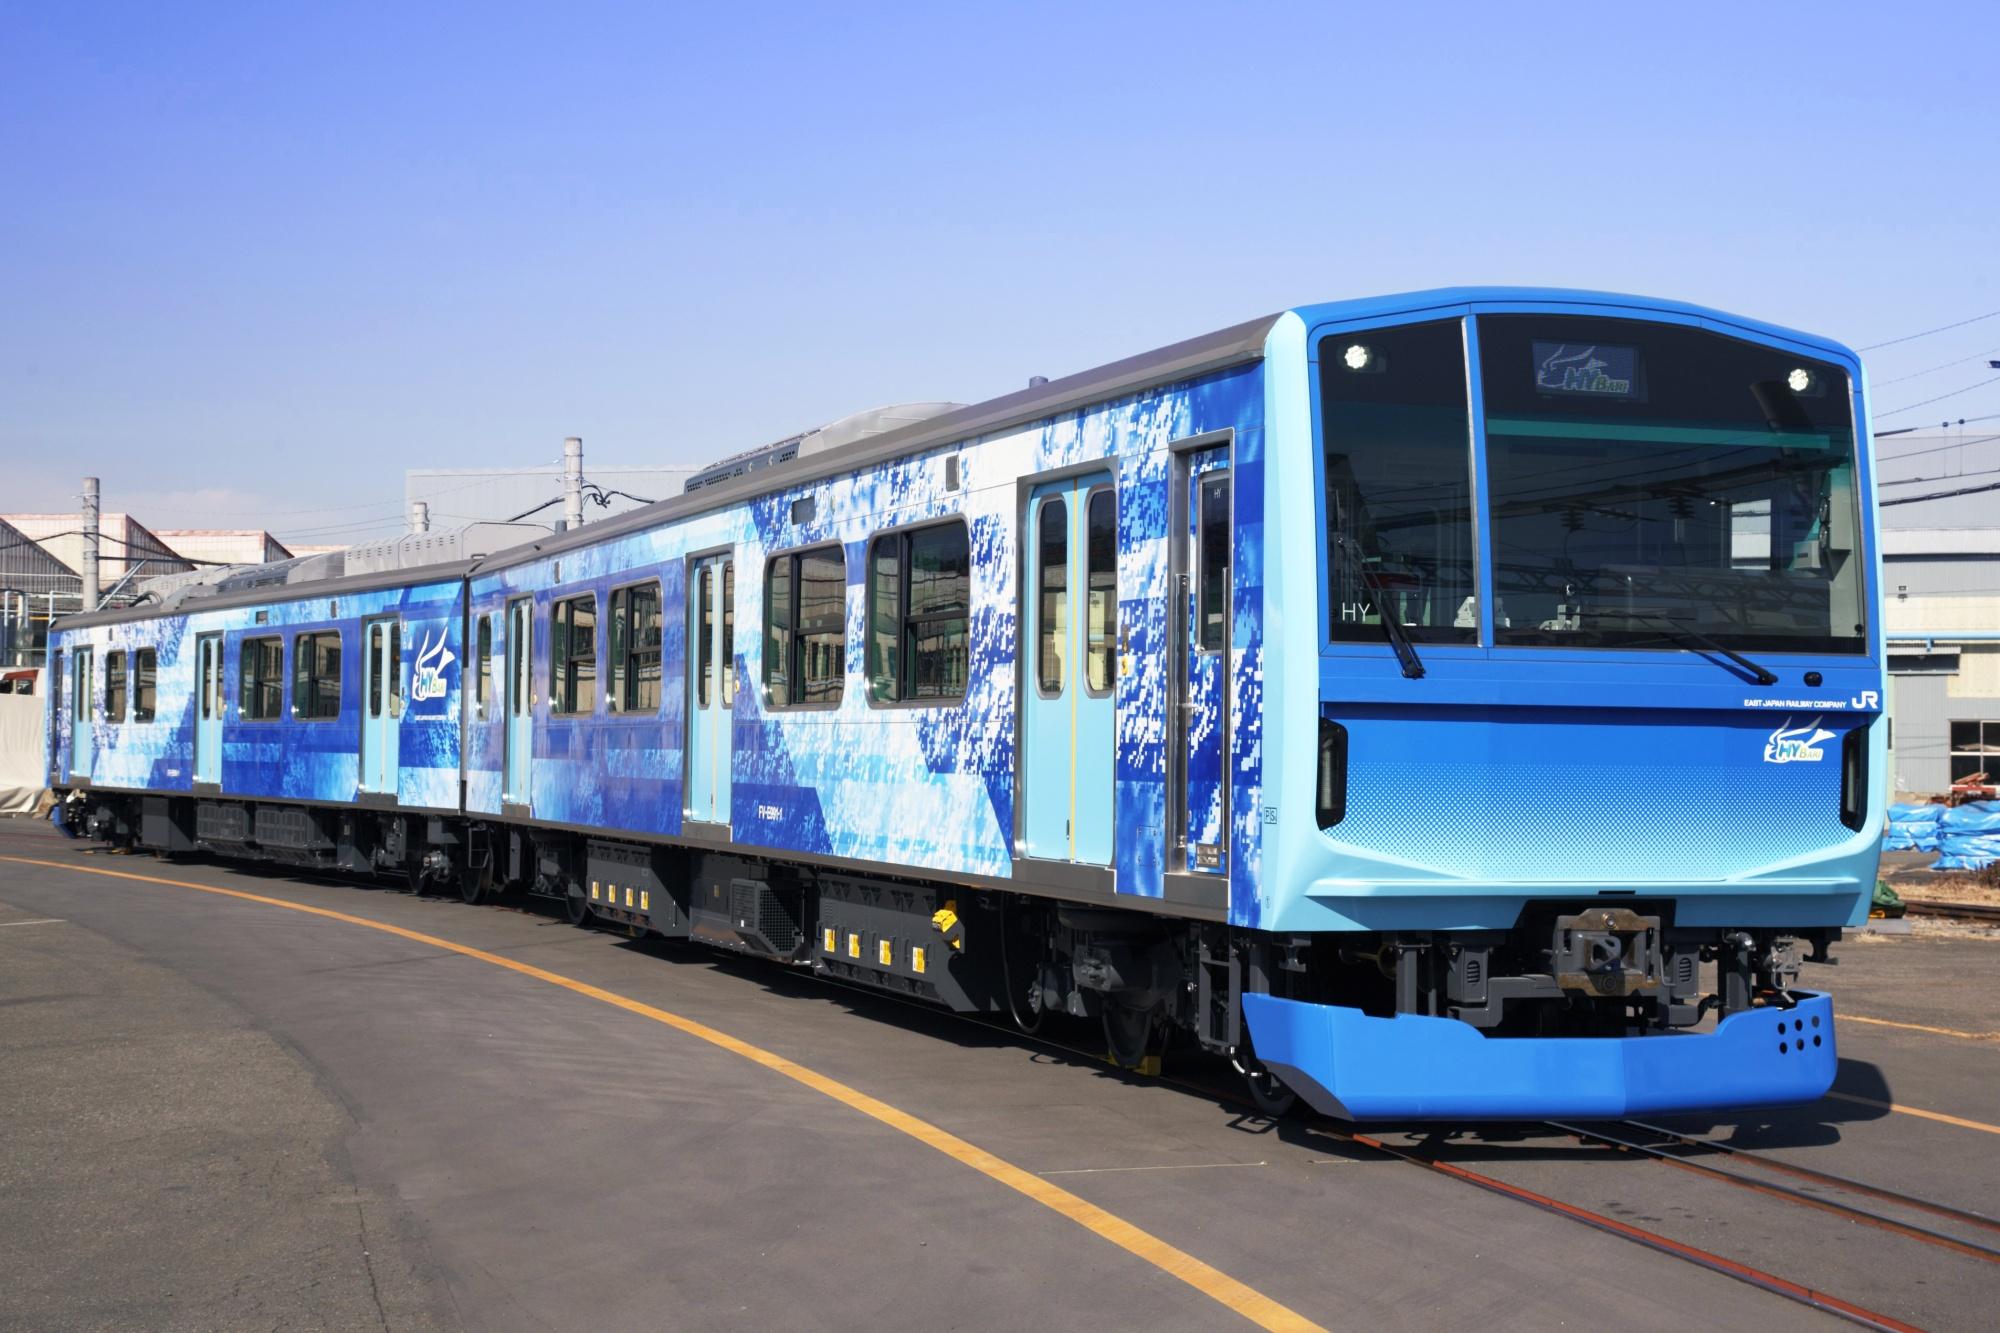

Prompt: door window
[
  {"left": 1036, "top": 497, "right": 1067, "bottom": 694},
  {"left": 1085, "top": 490, "right": 1116, "bottom": 695},
  {"left": 1197, "top": 477, "right": 1230, "bottom": 652}
]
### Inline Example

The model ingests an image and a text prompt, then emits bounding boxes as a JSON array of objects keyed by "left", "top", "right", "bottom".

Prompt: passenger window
[
  {"left": 763, "top": 557, "right": 793, "bottom": 705},
  {"left": 105, "top": 651, "right": 127, "bottom": 722},
  {"left": 866, "top": 521, "right": 970, "bottom": 704},
  {"left": 1085, "top": 489, "right": 1116, "bottom": 694},
  {"left": 240, "top": 636, "right": 284, "bottom": 720},
  {"left": 609, "top": 584, "right": 661, "bottom": 713},
  {"left": 474, "top": 615, "right": 493, "bottom": 720},
  {"left": 367, "top": 624, "right": 384, "bottom": 718},
  {"left": 1197, "top": 477, "right": 1229, "bottom": 652},
  {"left": 763, "top": 546, "right": 846, "bottom": 707},
  {"left": 292, "top": 631, "right": 342, "bottom": 720},
  {"left": 550, "top": 594, "right": 598, "bottom": 714},
  {"left": 133, "top": 648, "right": 156, "bottom": 722},
  {"left": 1037, "top": 497, "right": 1067, "bottom": 693}
]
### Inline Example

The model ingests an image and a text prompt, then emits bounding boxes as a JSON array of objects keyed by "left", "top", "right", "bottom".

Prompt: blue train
[{"left": 44, "top": 289, "right": 1884, "bottom": 1120}]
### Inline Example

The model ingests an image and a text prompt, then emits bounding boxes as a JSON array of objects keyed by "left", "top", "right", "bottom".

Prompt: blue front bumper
[{"left": 1242, "top": 990, "right": 1837, "bottom": 1121}]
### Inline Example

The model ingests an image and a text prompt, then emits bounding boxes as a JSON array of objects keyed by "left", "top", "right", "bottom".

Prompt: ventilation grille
[{"left": 730, "top": 879, "right": 803, "bottom": 954}]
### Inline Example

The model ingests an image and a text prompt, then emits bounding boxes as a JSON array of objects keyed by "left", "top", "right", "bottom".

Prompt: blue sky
[{"left": 3, "top": 2, "right": 1995, "bottom": 542}]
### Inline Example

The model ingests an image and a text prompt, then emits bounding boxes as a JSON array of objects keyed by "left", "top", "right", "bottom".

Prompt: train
[{"left": 43, "top": 288, "right": 1885, "bottom": 1120}]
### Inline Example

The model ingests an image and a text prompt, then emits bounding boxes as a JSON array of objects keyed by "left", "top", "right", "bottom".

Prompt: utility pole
[
  {"left": 81, "top": 476, "right": 100, "bottom": 610},
  {"left": 563, "top": 437, "right": 584, "bottom": 532},
  {"left": 410, "top": 500, "right": 430, "bottom": 534}
]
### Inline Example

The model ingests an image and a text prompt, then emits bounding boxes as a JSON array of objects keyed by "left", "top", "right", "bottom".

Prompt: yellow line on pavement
[
  {"left": 1841, "top": 1013, "right": 2000, "bottom": 1042},
  {"left": 1826, "top": 1091, "right": 2000, "bottom": 1137},
  {"left": 0, "top": 854, "right": 1324, "bottom": 1333}
]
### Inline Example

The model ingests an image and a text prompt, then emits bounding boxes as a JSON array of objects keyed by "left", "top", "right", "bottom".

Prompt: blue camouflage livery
[{"left": 48, "top": 578, "right": 466, "bottom": 812}]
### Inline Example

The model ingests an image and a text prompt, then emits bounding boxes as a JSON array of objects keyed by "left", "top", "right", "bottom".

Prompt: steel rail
[
  {"left": 1621, "top": 1119, "right": 2000, "bottom": 1235},
  {"left": 1551, "top": 1120, "right": 2000, "bottom": 1264}
]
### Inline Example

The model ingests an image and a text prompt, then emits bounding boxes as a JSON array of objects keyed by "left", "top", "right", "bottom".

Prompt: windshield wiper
[
  {"left": 1336, "top": 532, "right": 1425, "bottom": 679},
  {"left": 1634, "top": 614, "right": 1778, "bottom": 685}
]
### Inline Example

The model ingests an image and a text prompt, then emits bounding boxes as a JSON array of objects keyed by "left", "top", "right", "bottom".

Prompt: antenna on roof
[{"left": 1028, "top": 375, "right": 1049, "bottom": 388}]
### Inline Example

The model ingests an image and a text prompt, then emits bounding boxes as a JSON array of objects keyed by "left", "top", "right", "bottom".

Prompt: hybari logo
[
  {"left": 411, "top": 630, "right": 455, "bottom": 703},
  {"left": 1764, "top": 716, "right": 1834, "bottom": 764},
  {"left": 1536, "top": 344, "right": 1631, "bottom": 395}
]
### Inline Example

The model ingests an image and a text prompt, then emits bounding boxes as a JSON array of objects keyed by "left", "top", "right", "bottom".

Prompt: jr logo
[
  {"left": 411, "top": 631, "right": 455, "bottom": 703},
  {"left": 1851, "top": 690, "right": 1881, "bottom": 710},
  {"left": 1764, "top": 716, "right": 1834, "bottom": 764}
]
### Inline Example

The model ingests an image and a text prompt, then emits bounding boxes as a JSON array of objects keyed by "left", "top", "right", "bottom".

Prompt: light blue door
[
  {"left": 69, "top": 646, "right": 94, "bottom": 779},
  {"left": 684, "top": 557, "right": 734, "bottom": 823},
  {"left": 1022, "top": 475, "right": 1116, "bottom": 864},
  {"left": 503, "top": 597, "right": 533, "bottom": 806},
  {"left": 360, "top": 618, "right": 401, "bottom": 794},
  {"left": 1177, "top": 449, "right": 1231, "bottom": 874},
  {"left": 193, "top": 634, "right": 222, "bottom": 784}
]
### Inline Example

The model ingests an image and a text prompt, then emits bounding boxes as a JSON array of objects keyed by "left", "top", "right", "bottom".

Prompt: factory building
[{"left": 1879, "top": 432, "right": 2000, "bottom": 797}]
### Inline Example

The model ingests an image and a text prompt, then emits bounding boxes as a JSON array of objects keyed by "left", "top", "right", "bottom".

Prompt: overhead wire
[
  {"left": 1871, "top": 344, "right": 2000, "bottom": 388},
  {"left": 1860, "top": 308, "right": 2000, "bottom": 351},
  {"left": 1874, "top": 375, "right": 2000, "bottom": 417}
]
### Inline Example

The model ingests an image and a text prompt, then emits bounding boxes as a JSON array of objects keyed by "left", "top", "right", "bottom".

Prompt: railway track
[
  {"left": 1554, "top": 1120, "right": 2000, "bottom": 1263},
  {"left": 806, "top": 970, "right": 1956, "bottom": 1330},
  {"left": 1901, "top": 897, "right": 2000, "bottom": 923}
]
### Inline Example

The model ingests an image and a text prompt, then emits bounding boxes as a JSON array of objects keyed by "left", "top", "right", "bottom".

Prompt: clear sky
[{"left": 3, "top": 1, "right": 1996, "bottom": 544}]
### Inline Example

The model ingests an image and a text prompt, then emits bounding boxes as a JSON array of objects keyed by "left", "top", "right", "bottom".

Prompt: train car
[
  {"left": 47, "top": 288, "right": 1885, "bottom": 1121},
  {"left": 46, "top": 561, "right": 469, "bottom": 875}
]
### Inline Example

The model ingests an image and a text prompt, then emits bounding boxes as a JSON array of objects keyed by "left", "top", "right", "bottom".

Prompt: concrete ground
[{"left": 2, "top": 816, "right": 1995, "bottom": 1332}]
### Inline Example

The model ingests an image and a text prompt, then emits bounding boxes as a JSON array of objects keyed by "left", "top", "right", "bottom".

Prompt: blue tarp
[
  {"left": 1884, "top": 802, "right": 1945, "bottom": 853},
  {"left": 1933, "top": 801, "right": 2000, "bottom": 871}
]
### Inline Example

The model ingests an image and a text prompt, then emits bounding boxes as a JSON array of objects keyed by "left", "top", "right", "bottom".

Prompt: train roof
[
  {"left": 1287, "top": 286, "right": 1860, "bottom": 363},
  {"left": 54, "top": 287, "right": 1859, "bottom": 630}
]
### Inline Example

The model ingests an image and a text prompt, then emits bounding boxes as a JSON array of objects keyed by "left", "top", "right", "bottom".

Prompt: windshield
[
  {"left": 1478, "top": 316, "right": 1864, "bottom": 654},
  {"left": 1319, "top": 319, "right": 1477, "bottom": 644}
]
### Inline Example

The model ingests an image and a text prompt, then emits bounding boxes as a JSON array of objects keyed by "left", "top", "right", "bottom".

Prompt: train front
[{"left": 1246, "top": 291, "right": 1883, "bottom": 1120}]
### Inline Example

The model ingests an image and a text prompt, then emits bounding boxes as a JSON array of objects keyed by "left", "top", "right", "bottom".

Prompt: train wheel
[
  {"left": 565, "top": 889, "right": 592, "bottom": 928},
  {"left": 1241, "top": 1059, "right": 1298, "bottom": 1118},
  {"left": 404, "top": 860, "right": 428, "bottom": 897},
  {"left": 459, "top": 868, "right": 487, "bottom": 906}
]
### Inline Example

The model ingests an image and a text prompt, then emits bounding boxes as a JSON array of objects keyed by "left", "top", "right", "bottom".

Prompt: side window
[
  {"left": 763, "top": 547, "right": 846, "bottom": 707},
  {"left": 763, "top": 556, "right": 793, "bottom": 705},
  {"left": 367, "top": 624, "right": 384, "bottom": 718},
  {"left": 475, "top": 615, "right": 493, "bottom": 720},
  {"left": 105, "top": 651, "right": 127, "bottom": 722},
  {"left": 240, "top": 636, "right": 284, "bottom": 720},
  {"left": 293, "top": 631, "right": 341, "bottom": 720},
  {"left": 1085, "top": 489, "right": 1116, "bottom": 694},
  {"left": 1036, "top": 497, "right": 1067, "bottom": 693},
  {"left": 550, "top": 594, "right": 598, "bottom": 715},
  {"left": 1197, "top": 476, "right": 1230, "bottom": 652},
  {"left": 866, "top": 521, "right": 969, "bottom": 703},
  {"left": 608, "top": 582, "right": 662, "bottom": 713},
  {"left": 133, "top": 648, "right": 157, "bottom": 722},
  {"left": 695, "top": 568, "right": 714, "bottom": 708}
]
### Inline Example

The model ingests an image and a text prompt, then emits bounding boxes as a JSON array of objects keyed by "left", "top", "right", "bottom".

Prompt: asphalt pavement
[{"left": 2, "top": 817, "right": 1995, "bottom": 1332}]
